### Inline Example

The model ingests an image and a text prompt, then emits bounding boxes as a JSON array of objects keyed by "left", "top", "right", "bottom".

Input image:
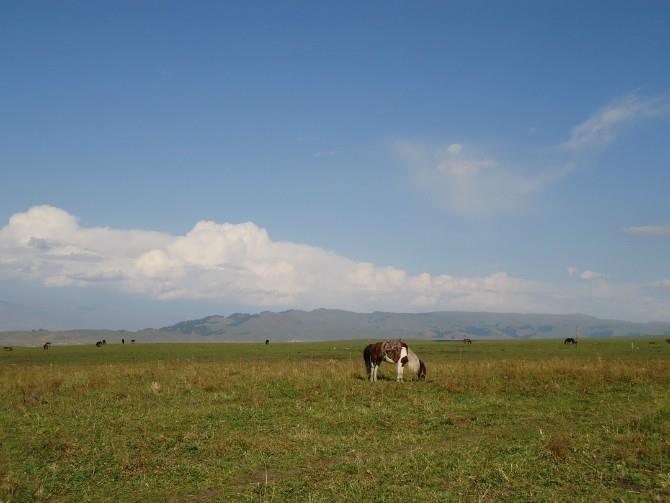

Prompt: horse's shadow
[
  {"left": 353, "top": 373, "right": 393, "bottom": 381},
  {"left": 352, "top": 373, "right": 428, "bottom": 382}
]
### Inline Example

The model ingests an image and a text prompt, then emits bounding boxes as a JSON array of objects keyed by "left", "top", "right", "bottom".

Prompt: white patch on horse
[
  {"left": 396, "top": 346, "right": 408, "bottom": 381},
  {"left": 405, "top": 348, "right": 420, "bottom": 374}
]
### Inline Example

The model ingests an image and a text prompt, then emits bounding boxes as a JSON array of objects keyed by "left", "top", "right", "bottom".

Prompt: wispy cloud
[
  {"left": 395, "top": 141, "right": 572, "bottom": 215},
  {"left": 624, "top": 225, "right": 670, "bottom": 237},
  {"left": 395, "top": 93, "right": 667, "bottom": 217},
  {"left": 560, "top": 94, "right": 668, "bottom": 151}
]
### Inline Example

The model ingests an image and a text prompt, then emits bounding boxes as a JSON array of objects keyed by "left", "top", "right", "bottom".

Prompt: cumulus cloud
[
  {"left": 0, "top": 206, "right": 552, "bottom": 313},
  {"left": 395, "top": 140, "right": 571, "bottom": 215},
  {"left": 624, "top": 225, "right": 670, "bottom": 237},
  {"left": 2, "top": 206, "right": 670, "bottom": 321},
  {"left": 561, "top": 94, "right": 669, "bottom": 151}
]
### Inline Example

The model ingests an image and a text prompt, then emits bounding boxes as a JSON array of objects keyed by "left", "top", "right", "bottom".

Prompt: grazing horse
[
  {"left": 564, "top": 337, "right": 577, "bottom": 345},
  {"left": 363, "top": 339, "right": 426, "bottom": 382},
  {"left": 463, "top": 338, "right": 473, "bottom": 344},
  {"left": 43, "top": 342, "right": 51, "bottom": 350},
  {"left": 96, "top": 341, "right": 103, "bottom": 347},
  {"left": 3, "top": 346, "right": 12, "bottom": 351}
]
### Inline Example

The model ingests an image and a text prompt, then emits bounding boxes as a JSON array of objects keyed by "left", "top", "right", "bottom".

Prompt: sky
[{"left": 1, "top": 1, "right": 670, "bottom": 329}]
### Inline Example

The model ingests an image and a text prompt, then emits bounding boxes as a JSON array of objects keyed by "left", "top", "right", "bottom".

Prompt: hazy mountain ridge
[
  {"left": 156, "top": 309, "right": 670, "bottom": 341},
  {"left": 2, "top": 309, "right": 670, "bottom": 346}
]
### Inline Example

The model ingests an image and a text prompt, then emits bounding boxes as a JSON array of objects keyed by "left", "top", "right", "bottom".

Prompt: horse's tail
[
  {"left": 363, "top": 344, "right": 372, "bottom": 375},
  {"left": 418, "top": 359, "right": 426, "bottom": 380}
]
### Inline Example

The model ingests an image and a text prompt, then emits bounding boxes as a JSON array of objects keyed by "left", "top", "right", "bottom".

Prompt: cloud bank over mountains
[{"left": 1, "top": 205, "right": 669, "bottom": 322}]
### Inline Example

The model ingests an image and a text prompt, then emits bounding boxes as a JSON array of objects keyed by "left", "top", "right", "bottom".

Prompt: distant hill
[
  {"left": 159, "top": 309, "right": 670, "bottom": 341},
  {"left": 2, "top": 309, "right": 670, "bottom": 346}
]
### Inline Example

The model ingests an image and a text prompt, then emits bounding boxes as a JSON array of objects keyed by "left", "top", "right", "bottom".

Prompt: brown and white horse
[{"left": 363, "top": 339, "right": 426, "bottom": 382}]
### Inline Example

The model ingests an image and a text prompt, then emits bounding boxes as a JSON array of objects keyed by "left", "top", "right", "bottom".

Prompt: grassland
[{"left": 2, "top": 338, "right": 670, "bottom": 502}]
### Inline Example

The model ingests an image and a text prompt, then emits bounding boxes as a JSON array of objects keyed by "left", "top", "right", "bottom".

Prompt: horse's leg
[{"left": 396, "top": 361, "right": 404, "bottom": 382}]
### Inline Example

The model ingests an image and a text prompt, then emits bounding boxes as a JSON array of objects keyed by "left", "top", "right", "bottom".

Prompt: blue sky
[{"left": 1, "top": 2, "right": 670, "bottom": 329}]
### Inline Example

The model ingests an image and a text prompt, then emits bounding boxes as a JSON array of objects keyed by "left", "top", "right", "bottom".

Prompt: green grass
[{"left": 2, "top": 338, "right": 670, "bottom": 501}]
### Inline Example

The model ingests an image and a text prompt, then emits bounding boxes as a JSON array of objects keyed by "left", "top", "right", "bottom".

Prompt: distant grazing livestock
[
  {"left": 131, "top": 339, "right": 136, "bottom": 343},
  {"left": 122, "top": 338, "right": 125, "bottom": 344},
  {"left": 265, "top": 339, "right": 270, "bottom": 345},
  {"left": 463, "top": 338, "right": 473, "bottom": 344},
  {"left": 564, "top": 337, "right": 577, "bottom": 345},
  {"left": 102, "top": 339, "right": 106, "bottom": 345},
  {"left": 43, "top": 342, "right": 51, "bottom": 350},
  {"left": 95, "top": 341, "right": 103, "bottom": 347},
  {"left": 666, "top": 338, "right": 670, "bottom": 344},
  {"left": 363, "top": 339, "right": 426, "bottom": 382},
  {"left": 3, "top": 346, "right": 12, "bottom": 351}
]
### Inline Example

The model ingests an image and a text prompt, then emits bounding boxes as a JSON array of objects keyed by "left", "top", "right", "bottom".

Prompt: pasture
[{"left": 1, "top": 338, "right": 670, "bottom": 502}]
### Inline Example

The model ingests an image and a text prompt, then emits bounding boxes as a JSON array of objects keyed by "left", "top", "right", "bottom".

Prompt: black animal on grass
[
  {"left": 564, "top": 337, "right": 577, "bottom": 345},
  {"left": 43, "top": 342, "right": 51, "bottom": 350},
  {"left": 96, "top": 341, "right": 103, "bottom": 347}
]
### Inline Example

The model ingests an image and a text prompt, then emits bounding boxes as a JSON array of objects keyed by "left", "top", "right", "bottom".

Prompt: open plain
[{"left": 2, "top": 338, "right": 670, "bottom": 502}]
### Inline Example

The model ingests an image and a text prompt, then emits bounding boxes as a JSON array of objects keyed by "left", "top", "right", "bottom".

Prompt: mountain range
[{"left": 2, "top": 309, "right": 670, "bottom": 346}]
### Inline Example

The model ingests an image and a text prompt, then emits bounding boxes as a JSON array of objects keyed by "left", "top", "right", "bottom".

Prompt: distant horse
[
  {"left": 463, "top": 338, "right": 473, "bottom": 344},
  {"left": 95, "top": 341, "right": 103, "bottom": 347},
  {"left": 564, "top": 337, "right": 577, "bottom": 345},
  {"left": 363, "top": 339, "right": 426, "bottom": 382},
  {"left": 131, "top": 339, "right": 136, "bottom": 344},
  {"left": 122, "top": 338, "right": 125, "bottom": 344},
  {"left": 666, "top": 338, "right": 670, "bottom": 344},
  {"left": 3, "top": 346, "right": 12, "bottom": 351},
  {"left": 43, "top": 342, "right": 51, "bottom": 350},
  {"left": 265, "top": 339, "right": 270, "bottom": 345}
]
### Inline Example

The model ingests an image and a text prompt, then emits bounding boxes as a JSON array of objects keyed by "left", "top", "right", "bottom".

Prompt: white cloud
[
  {"left": 395, "top": 140, "right": 571, "bottom": 215},
  {"left": 624, "top": 225, "right": 670, "bottom": 237},
  {"left": 2, "top": 206, "right": 670, "bottom": 321},
  {"left": 446, "top": 143, "right": 462, "bottom": 155},
  {"left": 567, "top": 267, "right": 607, "bottom": 281},
  {"left": 0, "top": 205, "right": 549, "bottom": 313},
  {"left": 580, "top": 270, "right": 606, "bottom": 281},
  {"left": 561, "top": 94, "right": 668, "bottom": 151}
]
